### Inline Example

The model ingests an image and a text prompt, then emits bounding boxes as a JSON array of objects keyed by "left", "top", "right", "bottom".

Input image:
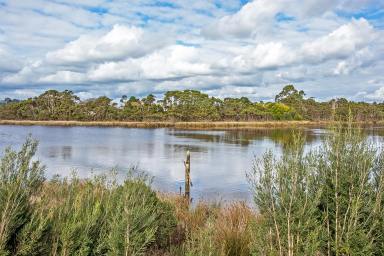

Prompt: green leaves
[
  {"left": 0, "top": 138, "right": 177, "bottom": 256},
  {"left": 249, "top": 125, "right": 384, "bottom": 255},
  {"left": 0, "top": 137, "right": 45, "bottom": 255},
  {"left": 2, "top": 87, "right": 383, "bottom": 122}
]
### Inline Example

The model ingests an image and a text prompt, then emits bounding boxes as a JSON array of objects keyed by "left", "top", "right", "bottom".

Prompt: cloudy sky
[{"left": 0, "top": 0, "right": 383, "bottom": 102}]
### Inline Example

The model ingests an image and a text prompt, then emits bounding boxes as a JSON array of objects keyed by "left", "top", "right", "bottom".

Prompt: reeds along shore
[
  {"left": 0, "top": 119, "right": 382, "bottom": 129},
  {"left": 1, "top": 123, "right": 384, "bottom": 255}
]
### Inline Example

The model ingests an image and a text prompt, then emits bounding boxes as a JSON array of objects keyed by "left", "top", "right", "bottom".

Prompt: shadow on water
[
  {"left": 46, "top": 146, "right": 72, "bottom": 159},
  {"left": 168, "top": 128, "right": 320, "bottom": 147}
]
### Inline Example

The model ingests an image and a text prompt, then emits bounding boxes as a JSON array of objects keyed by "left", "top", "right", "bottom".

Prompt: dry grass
[
  {"left": 1, "top": 119, "right": 379, "bottom": 129},
  {"left": 158, "top": 193, "right": 258, "bottom": 255},
  {"left": 214, "top": 202, "right": 255, "bottom": 256}
]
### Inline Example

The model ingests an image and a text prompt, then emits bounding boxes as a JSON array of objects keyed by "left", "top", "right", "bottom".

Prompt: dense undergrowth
[{"left": 1, "top": 123, "right": 384, "bottom": 255}]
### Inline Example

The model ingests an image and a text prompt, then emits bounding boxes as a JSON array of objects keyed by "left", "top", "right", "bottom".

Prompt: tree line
[{"left": 1, "top": 85, "right": 383, "bottom": 122}]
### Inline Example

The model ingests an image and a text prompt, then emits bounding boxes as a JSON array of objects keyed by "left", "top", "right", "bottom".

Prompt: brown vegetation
[{"left": 1, "top": 119, "right": 382, "bottom": 129}]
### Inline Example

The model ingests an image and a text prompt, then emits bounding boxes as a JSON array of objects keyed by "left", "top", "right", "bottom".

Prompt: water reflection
[
  {"left": 45, "top": 146, "right": 72, "bottom": 159},
  {"left": 0, "top": 125, "right": 382, "bottom": 203},
  {"left": 169, "top": 128, "right": 319, "bottom": 147},
  {"left": 62, "top": 146, "right": 72, "bottom": 159}
]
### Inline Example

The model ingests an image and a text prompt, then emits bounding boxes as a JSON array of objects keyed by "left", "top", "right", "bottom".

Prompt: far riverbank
[{"left": 1, "top": 119, "right": 382, "bottom": 129}]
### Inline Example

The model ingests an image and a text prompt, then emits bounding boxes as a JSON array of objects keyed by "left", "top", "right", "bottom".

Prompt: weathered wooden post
[{"left": 184, "top": 150, "right": 191, "bottom": 203}]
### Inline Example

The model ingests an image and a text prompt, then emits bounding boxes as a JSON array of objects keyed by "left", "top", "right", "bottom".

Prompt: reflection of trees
[
  {"left": 61, "top": 146, "right": 72, "bottom": 159},
  {"left": 169, "top": 128, "right": 319, "bottom": 147},
  {"left": 165, "top": 144, "right": 208, "bottom": 153},
  {"left": 262, "top": 129, "right": 308, "bottom": 149},
  {"left": 364, "top": 128, "right": 384, "bottom": 137}
]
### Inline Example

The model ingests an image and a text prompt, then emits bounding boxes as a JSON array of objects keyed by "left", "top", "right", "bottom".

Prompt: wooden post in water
[{"left": 184, "top": 150, "right": 191, "bottom": 203}]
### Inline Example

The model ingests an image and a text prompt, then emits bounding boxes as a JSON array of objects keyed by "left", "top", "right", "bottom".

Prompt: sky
[{"left": 0, "top": 0, "right": 383, "bottom": 102}]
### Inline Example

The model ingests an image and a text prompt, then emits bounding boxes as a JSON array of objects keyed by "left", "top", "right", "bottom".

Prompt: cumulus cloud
[
  {"left": 231, "top": 42, "right": 296, "bottom": 71},
  {"left": 88, "top": 45, "right": 213, "bottom": 82},
  {"left": 302, "top": 18, "right": 376, "bottom": 63},
  {"left": 2, "top": 60, "right": 42, "bottom": 84},
  {"left": 0, "top": 0, "right": 383, "bottom": 101},
  {"left": 202, "top": 0, "right": 343, "bottom": 39},
  {"left": 202, "top": 0, "right": 281, "bottom": 38},
  {"left": 46, "top": 25, "right": 165, "bottom": 64},
  {"left": 333, "top": 48, "right": 376, "bottom": 75}
]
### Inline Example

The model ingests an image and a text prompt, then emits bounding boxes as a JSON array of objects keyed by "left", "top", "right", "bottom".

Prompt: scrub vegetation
[
  {"left": 1, "top": 85, "right": 383, "bottom": 123},
  {"left": 1, "top": 122, "right": 384, "bottom": 255}
]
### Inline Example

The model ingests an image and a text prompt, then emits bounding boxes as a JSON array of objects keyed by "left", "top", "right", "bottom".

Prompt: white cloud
[
  {"left": 0, "top": 0, "right": 383, "bottom": 102},
  {"left": 360, "top": 87, "right": 384, "bottom": 101},
  {"left": 202, "top": 0, "right": 343, "bottom": 39},
  {"left": 293, "top": 0, "right": 338, "bottom": 17},
  {"left": 202, "top": 0, "right": 281, "bottom": 38},
  {"left": 46, "top": 25, "right": 164, "bottom": 64},
  {"left": 2, "top": 60, "right": 42, "bottom": 84},
  {"left": 231, "top": 42, "right": 296, "bottom": 71},
  {"left": 88, "top": 45, "right": 213, "bottom": 82},
  {"left": 333, "top": 47, "right": 376, "bottom": 75},
  {"left": 302, "top": 18, "right": 376, "bottom": 62},
  {"left": 39, "top": 71, "right": 86, "bottom": 84},
  {"left": 0, "top": 46, "right": 22, "bottom": 73}
]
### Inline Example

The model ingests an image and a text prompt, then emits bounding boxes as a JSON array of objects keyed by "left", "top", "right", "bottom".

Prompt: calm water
[{"left": 1, "top": 125, "right": 383, "bottom": 203}]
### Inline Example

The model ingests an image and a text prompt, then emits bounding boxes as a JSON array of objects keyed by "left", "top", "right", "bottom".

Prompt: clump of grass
[
  {"left": 161, "top": 195, "right": 256, "bottom": 256},
  {"left": 214, "top": 203, "right": 254, "bottom": 256}
]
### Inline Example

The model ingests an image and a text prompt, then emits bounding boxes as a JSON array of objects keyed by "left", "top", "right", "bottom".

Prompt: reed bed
[{"left": 2, "top": 119, "right": 382, "bottom": 129}]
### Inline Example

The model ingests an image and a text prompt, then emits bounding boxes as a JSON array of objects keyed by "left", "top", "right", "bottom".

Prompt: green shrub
[
  {"left": 0, "top": 137, "right": 45, "bottom": 255},
  {"left": 100, "top": 180, "right": 177, "bottom": 255},
  {"left": 0, "top": 138, "right": 177, "bottom": 256},
  {"left": 249, "top": 125, "right": 384, "bottom": 255}
]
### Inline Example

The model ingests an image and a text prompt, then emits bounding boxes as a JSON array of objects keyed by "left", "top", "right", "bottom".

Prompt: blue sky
[{"left": 0, "top": 0, "right": 383, "bottom": 102}]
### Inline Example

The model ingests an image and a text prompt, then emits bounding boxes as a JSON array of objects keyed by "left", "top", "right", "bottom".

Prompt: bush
[
  {"left": 248, "top": 125, "right": 384, "bottom": 255},
  {"left": 0, "top": 139, "right": 177, "bottom": 256},
  {"left": 100, "top": 180, "right": 177, "bottom": 255},
  {"left": 0, "top": 137, "right": 45, "bottom": 255}
]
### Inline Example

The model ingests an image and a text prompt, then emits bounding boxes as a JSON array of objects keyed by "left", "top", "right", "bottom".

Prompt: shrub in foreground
[
  {"left": 0, "top": 137, "right": 45, "bottom": 256},
  {"left": 0, "top": 139, "right": 177, "bottom": 256},
  {"left": 249, "top": 125, "right": 384, "bottom": 255}
]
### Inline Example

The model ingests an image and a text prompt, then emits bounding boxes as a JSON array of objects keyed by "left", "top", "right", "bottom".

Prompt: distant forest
[{"left": 0, "top": 85, "right": 383, "bottom": 122}]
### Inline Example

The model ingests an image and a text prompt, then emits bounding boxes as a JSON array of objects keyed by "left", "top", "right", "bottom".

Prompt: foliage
[
  {"left": 0, "top": 141, "right": 177, "bottom": 256},
  {"left": 3, "top": 85, "right": 380, "bottom": 122},
  {"left": 0, "top": 137, "right": 45, "bottom": 256},
  {"left": 248, "top": 124, "right": 384, "bottom": 255}
]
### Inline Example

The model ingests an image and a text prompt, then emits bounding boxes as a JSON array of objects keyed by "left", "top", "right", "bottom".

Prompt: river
[{"left": 1, "top": 125, "right": 383, "bottom": 203}]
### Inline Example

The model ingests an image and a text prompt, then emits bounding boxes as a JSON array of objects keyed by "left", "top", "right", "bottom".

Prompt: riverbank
[{"left": 1, "top": 119, "right": 382, "bottom": 129}]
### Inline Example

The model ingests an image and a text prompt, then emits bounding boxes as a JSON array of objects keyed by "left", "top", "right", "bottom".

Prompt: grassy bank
[
  {"left": 2, "top": 123, "right": 384, "bottom": 255},
  {"left": 1, "top": 119, "right": 382, "bottom": 129}
]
